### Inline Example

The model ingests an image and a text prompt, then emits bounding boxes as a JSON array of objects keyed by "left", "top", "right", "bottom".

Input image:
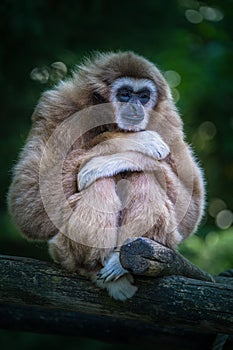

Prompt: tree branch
[{"left": 0, "top": 254, "right": 233, "bottom": 349}]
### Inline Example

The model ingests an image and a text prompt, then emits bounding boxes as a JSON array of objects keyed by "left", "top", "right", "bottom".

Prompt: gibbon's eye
[
  {"left": 138, "top": 90, "right": 150, "bottom": 105},
  {"left": 117, "top": 92, "right": 131, "bottom": 102},
  {"left": 116, "top": 87, "right": 133, "bottom": 103}
]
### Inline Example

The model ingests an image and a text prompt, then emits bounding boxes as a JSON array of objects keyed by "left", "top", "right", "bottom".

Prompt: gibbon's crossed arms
[{"left": 8, "top": 51, "right": 205, "bottom": 301}]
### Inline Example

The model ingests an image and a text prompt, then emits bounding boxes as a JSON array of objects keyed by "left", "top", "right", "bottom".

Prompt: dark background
[{"left": 0, "top": 0, "right": 232, "bottom": 349}]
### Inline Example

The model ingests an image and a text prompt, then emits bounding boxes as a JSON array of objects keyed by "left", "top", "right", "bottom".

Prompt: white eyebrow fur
[{"left": 110, "top": 77, "right": 158, "bottom": 108}]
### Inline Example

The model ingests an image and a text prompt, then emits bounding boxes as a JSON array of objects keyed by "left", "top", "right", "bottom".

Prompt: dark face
[
  {"left": 110, "top": 78, "right": 158, "bottom": 131},
  {"left": 116, "top": 86, "right": 151, "bottom": 125}
]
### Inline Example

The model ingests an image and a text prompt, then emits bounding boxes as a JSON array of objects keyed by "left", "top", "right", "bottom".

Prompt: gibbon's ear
[{"left": 92, "top": 91, "right": 107, "bottom": 105}]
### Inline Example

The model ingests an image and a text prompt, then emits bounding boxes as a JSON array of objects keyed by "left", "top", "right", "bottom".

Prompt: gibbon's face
[{"left": 110, "top": 77, "right": 158, "bottom": 132}]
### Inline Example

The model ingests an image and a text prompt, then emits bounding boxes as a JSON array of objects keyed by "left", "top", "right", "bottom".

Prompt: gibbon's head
[{"left": 72, "top": 51, "right": 174, "bottom": 132}]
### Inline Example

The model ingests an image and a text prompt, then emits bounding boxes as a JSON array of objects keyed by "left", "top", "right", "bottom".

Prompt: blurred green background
[{"left": 0, "top": 0, "right": 232, "bottom": 349}]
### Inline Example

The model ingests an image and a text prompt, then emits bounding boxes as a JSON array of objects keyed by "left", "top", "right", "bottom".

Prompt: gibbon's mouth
[{"left": 122, "top": 115, "right": 144, "bottom": 124}]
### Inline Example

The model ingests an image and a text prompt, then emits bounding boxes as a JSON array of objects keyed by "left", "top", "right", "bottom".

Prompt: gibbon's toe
[
  {"left": 107, "top": 275, "right": 138, "bottom": 301},
  {"left": 95, "top": 274, "right": 138, "bottom": 301},
  {"left": 93, "top": 252, "right": 138, "bottom": 301},
  {"left": 97, "top": 251, "right": 128, "bottom": 282}
]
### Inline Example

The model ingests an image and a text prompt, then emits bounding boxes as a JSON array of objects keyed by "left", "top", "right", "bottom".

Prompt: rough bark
[{"left": 0, "top": 253, "right": 233, "bottom": 349}]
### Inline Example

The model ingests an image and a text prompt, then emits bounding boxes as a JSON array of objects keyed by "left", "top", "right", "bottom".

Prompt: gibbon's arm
[
  {"left": 77, "top": 130, "right": 170, "bottom": 191},
  {"left": 87, "top": 130, "right": 169, "bottom": 161},
  {"left": 78, "top": 151, "right": 162, "bottom": 191}
]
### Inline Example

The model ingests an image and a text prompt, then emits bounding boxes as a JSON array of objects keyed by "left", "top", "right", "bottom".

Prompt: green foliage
[
  {"left": 0, "top": 1, "right": 232, "bottom": 337},
  {"left": 1, "top": 0, "right": 232, "bottom": 264},
  {"left": 180, "top": 227, "right": 233, "bottom": 275}
]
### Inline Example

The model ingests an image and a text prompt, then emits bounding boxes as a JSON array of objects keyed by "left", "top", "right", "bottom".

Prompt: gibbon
[{"left": 8, "top": 52, "right": 205, "bottom": 300}]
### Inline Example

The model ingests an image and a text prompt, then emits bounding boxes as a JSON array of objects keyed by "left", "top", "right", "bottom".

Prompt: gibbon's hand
[{"left": 78, "top": 131, "right": 170, "bottom": 191}]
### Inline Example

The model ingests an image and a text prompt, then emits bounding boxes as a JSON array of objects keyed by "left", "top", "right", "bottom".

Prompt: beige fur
[{"left": 8, "top": 51, "right": 205, "bottom": 300}]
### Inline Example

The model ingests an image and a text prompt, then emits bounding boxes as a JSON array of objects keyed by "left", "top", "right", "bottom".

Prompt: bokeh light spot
[
  {"left": 171, "top": 88, "right": 180, "bottom": 103},
  {"left": 216, "top": 210, "right": 233, "bottom": 230},
  {"left": 199, "top": 6, "right": 224, "bottom": 22},
  {"left": 198, "top": 121, "right": 216, "bottom": 140},
  {"left": 172, "top": 88, "right": 180, "bottom": 103},
  {"left": 30, "top": 67, "right": 49, "bottom": 84},
  {"left": 205, "top": 231, "right": 219, "bottom": 247},
  {"left": 164, "top": 70, "right": 181, "bottom": 88},
  {"left": 50, "top": 62, "right": 68, "bottom": 81},
  {"left": 185, "top": 9, "right": 203, "bottom": 24},
  {"left": 208, "top": 198, "right": 227, "bottom": 218}
]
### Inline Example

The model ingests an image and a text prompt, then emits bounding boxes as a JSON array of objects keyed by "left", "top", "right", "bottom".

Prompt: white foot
[
  {"left": 97, "top": 252, "right": 128, "bottom": 282},
  {"left": 93, "top": 252, "right": 138, "bottom": 301}
]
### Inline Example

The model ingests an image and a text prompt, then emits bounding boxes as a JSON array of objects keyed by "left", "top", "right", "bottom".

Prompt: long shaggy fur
[{"left": 8, "top": 51, "right": 205, "bottom": 300}]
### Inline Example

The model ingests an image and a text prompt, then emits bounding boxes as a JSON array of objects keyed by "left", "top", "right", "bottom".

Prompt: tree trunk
[{"left": 0, "top": 254, "right": 233, "bottom": 349}]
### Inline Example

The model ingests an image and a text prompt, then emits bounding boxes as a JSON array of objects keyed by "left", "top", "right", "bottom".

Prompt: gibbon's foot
[
  {"left": 94, "top": 274, "right": 138, "bottom": 301},
  {"left": 93, "top": 252, "right": 138, "bottom": 301},
  {"left": 97, "top": 252, "right": 128, "bottom": 282}
]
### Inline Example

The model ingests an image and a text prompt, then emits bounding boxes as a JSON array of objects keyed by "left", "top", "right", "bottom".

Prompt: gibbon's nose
[
  {"left": 121, "top": 101, "right": 144, "bottom": 124},
  {"left": 130, "top": 101, "right": 144, "bottom": 119}
]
